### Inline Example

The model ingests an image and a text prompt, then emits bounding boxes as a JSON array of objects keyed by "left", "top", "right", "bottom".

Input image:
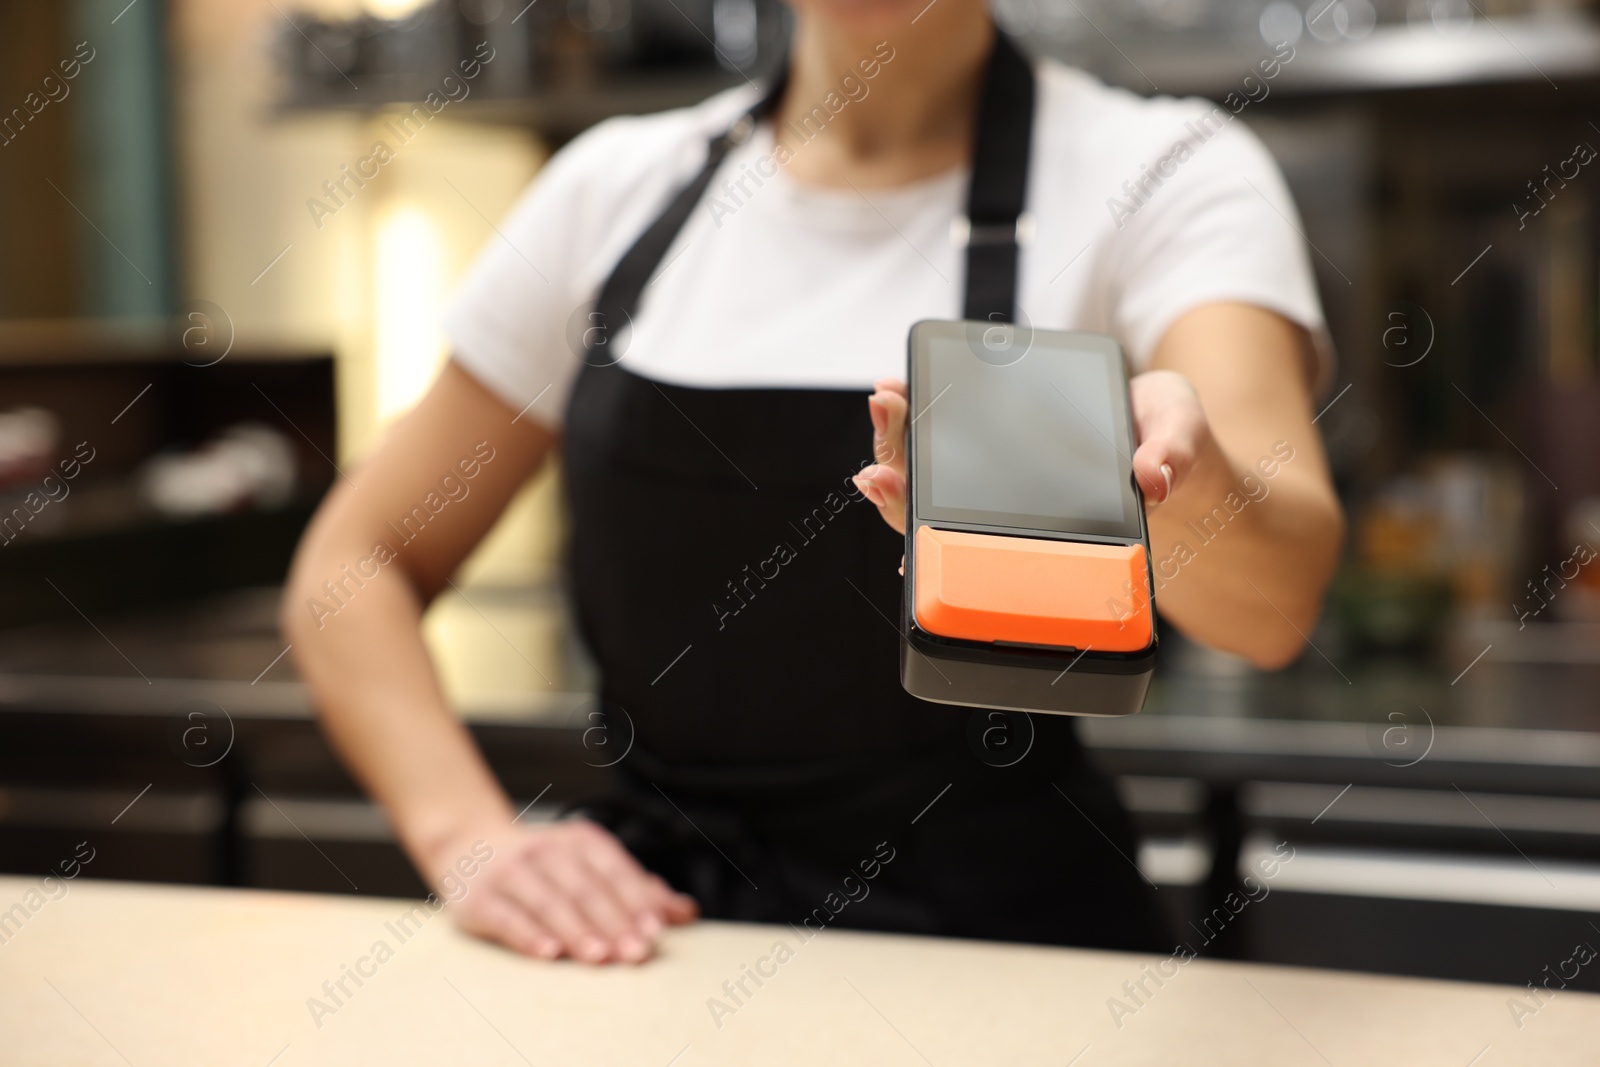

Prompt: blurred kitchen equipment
[
  {"left": 139, "top": 424, "right": 297, "bottom": 519},
  {"left": 0, "top": 408, "right": 60, "bottom": 491},
  {"left": 1332, "top": 456, "right": 1522, "bottom": 652}
]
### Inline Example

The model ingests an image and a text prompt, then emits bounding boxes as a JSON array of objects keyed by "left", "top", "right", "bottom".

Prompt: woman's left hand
[{"left": 851, "top": 370, "right": 1215, "bottom": 536}]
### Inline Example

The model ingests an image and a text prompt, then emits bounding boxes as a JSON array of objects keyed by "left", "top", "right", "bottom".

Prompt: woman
[{"left": 284, "top": 0, "right": 1342, "bottom": 964}]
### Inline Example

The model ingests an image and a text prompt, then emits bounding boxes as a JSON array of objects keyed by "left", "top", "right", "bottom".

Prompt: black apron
[{"left": 562, "top": 32, "right": 1166, "bottom": 953}]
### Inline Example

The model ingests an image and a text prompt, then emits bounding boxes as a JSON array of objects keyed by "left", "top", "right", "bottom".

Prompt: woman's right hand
[
  {"left": 429, "top": 819, "right": 698, "bottom": 964},
  {"left": 284, "top": 364, "right": 698, "bottom": 965}
]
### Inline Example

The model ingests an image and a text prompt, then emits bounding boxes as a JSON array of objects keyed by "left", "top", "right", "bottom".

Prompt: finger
[
  {"left": 457, "top": 890, "right": 562, "bottom": 959},
  {"left": 864, "top": 463, "right": 902, "bottom": 515},
  {"left": 872, "top": 377, "right": 907, "bottom": 398},
  {"left": 872, "top": 389, "right": 908, "bottom": 470},
  {"left": 1131, "top": 433, "right": 1199, "bottom": 506},
  {"left": 1128, "top": 372, "right": 1205, "bottom": 506},
  {"left": 499, "top": 860, "right": 610, "bottom": 964},
  {"left": 867, "top": 395, "right": 889, "bottom": 460},
  {"left": 541, "top": 847, "right": 651, "bottom": 962},
  {"left": 853, "top": 462, "right": 906, "bottom": 534},
  {"left": 588, "top": 861, "right": 666, "bottom": 940},
  {"left": 575, "top": 828, "right": 679, "bottom": 938},
  {"left": 647, "top": 874, "right": 699, "bottom": 924},
  {"left": 1133, "top": 452, "right": 1177, "bottom": 507}
]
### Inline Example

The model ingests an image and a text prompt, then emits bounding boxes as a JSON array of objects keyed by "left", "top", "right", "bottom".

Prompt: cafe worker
[{"left": 284, "top": 0, "right": 1343, "bottom": 963}]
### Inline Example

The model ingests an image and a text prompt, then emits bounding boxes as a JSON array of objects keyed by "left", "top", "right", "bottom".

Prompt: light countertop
[{"left": 1, "top": 876, "right": 1595, "bottom": 1065}]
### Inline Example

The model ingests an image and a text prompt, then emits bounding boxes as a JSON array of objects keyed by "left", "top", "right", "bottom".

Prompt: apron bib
[{"left": 560, "top": 32, "right": 1166, "bottom": 951}]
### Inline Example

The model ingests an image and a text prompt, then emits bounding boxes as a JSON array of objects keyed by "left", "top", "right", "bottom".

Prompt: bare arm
[
  {"left": 1137, "top": 302, "right": 1344, "bottom": 668},
  {"left": 282, "top": 361, "right": 693, "bottom": 963},
  {"left": 853, "top": 302, "right": 1344, "bottom": 669}
]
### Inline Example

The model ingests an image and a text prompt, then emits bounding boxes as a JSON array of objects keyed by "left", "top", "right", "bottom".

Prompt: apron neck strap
[
  {"left": 961, "top": 32, "right": 1035, "bottom": 324},
  {"left": 589, "top": 32, "right": 1034, "bottom": 355}
]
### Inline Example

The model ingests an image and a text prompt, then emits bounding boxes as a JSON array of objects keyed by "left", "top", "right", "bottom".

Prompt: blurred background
[{"left": 2, "top": 0, "right": 1598, "bottom": 991}]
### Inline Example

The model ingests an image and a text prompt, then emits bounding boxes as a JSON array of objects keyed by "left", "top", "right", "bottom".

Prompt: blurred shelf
[
  {"left": 443, "top": 70, "right": 747, "bottom": 139},
  {"left": 0, "top": 318, "right": 325, "bottom": 367},
  {"left": 267, "top": 12, "right": 1600, "bottom": 143},
  {"left": 1050, "top": 11, "right": 1600, "bottom": 97},
  {"left": 274, "top": 68, "right": 747, "bottom": 142}
]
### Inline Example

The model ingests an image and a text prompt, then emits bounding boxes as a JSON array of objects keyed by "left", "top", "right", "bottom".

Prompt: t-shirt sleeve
[
  {"left": 1107, "top": 102, "right": 1333, "bottom": 393},
  {"left": 441, "top": 121, "right": 633, "bottom": 428}
]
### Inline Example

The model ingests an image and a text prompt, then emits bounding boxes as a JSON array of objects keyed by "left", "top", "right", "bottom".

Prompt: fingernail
[
  {"left": 616, "top": 935, "right": 649, "bottom": 961},
  {"left": 535, "top": 937, "right": 561, "bottom": 958},
  {"left": 853, "top": 473, "right": 884, "bottom": 506},
  {"left": 577, "top": 936, "right": 607, "bottom": 962},
  {"left": 638, "top": 914, "right": 662, "bottom": 938}
]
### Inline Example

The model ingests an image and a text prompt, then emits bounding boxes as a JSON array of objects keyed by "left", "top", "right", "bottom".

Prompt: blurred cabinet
[{"left": 0, "top": 323, "right": 335, "bottom": 627}]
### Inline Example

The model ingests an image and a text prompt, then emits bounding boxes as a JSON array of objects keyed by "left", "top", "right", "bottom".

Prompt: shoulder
[
  {"left": 441, "top": 85, "right": 761, "bottom": 421},
  {"left": 538, "top": 83, "right": 760, "bottom": 203},
  {"left": 487, "top": 82, "right": 764, "bottom": 299}
]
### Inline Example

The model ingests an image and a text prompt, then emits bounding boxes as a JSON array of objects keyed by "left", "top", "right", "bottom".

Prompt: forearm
[
  {"left": 1148, "top": 430, "right": 1343, "bottom": 667},
  {"left": 283, "top": 536, "right": 513, "bottom": 872},
  {"left": 1133, "top": 303, "right": 1346, "bottom": 668},
  {"left": 281, "top": 362, "right": 558, "bottom": 871}
]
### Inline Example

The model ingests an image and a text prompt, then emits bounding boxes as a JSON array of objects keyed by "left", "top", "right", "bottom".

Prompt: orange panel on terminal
[{"left": 912, "top": 526, "right": 1152, "bottom": 652}]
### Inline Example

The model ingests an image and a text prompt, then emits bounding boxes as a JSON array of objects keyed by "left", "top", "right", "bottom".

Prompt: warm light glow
[
  {"left": 363, "top": 0, "right": 430, "bottom": 20},
  {"left": 373, "top": 205, "right": 445, "bottom": 423}
]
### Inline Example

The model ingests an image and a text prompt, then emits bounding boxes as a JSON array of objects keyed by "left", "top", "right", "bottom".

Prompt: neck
[{"left": 775, "top": 6, "right": 995, "bottom": 163}]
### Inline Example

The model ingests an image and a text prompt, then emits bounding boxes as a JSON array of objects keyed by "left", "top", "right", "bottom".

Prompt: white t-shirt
[{"left": 443, "top": 60, "right": 1329, "bottom": 427}]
